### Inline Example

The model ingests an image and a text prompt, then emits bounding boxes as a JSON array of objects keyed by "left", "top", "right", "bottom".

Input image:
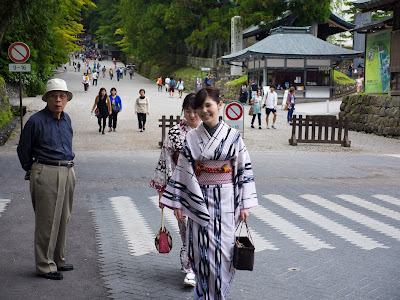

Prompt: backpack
[{"left": 170, "top": 80, "right": 176, "bottom": 88}]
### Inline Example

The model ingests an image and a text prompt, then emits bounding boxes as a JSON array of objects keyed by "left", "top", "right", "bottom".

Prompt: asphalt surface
[{"left": 1, "top": 60, "right": 400, "bottom": 300}]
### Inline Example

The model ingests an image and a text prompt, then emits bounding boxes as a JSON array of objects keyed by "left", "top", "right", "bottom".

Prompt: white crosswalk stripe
[
  {"left": 372, "top": 194, "right": 400, "bottom": 207},
  {"left": 301, "top": 194, "right": 400, "bottom": 242},
  {"left": 337, "top": 194, "right": 400, "bottom": 221},
  {"left": 251, "top": 205, "right": 334, "bottom": 251},
  {"left": 109, "top": 196, "right": 156, "bottom": 256},
  {"left": 0, "top": 199, "right": 11, "bottom": 217},
  {"left": 264, "top": 194, "right": 387, "bottom": 250}
]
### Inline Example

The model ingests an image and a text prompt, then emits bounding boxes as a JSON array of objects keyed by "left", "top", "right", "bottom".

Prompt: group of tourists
[
  {"left": 91, "top": 87, "right": 122, "bottom": 134},
  {"left": 157, "top": 76, "right": 185, "bottom": 98},
  {"left": 17, "top": 77, "right": 258, "bottom": 300}
]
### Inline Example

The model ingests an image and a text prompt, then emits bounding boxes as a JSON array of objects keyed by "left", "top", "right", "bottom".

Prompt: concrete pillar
[{"left": 231, "top": 16, "right": 243, "bottom": 76}]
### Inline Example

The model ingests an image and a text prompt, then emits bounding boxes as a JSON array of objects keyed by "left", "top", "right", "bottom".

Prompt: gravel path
[{"left": 2, "top": 60, "right": 400, "bottom": 155}]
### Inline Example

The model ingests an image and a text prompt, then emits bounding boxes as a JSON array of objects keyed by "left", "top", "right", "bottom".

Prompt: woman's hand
[
  {"left": 109, "top": 111, "right": 112, "bottom": 115},
  {"left": 174, "top": 208, "right": 186, "bottom": 221},
  {"left": 147, "top": 112, "right": 150, "bottom": 115},
  {"left": 240, "top": 209, "right": 249, "bottom": 222}
]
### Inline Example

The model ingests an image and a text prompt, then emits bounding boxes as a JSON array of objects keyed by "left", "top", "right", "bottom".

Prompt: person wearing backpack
[{"left": 169, "top": 77, "right": 176, "bottom": 98}]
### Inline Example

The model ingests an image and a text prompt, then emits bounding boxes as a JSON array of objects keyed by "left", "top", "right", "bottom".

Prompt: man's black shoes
[
  {"left": 40, "top": 271, "right": 63, "bottom": 280},
  {"left": 58, "top": 264, "right": 74, "bottom": 271}
]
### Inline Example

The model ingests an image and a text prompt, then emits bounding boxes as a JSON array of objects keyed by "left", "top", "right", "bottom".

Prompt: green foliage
[
  {"left": 289, "top": 0, "right": 331, "bottom": 26},
  {"left": 334, "top": 70, "right": 355, "bottom": 84},
  {"left": 173, "top": 67, "right": 202, "bottom": 79},
  {"left": 0, "top": 75, "right": 13, "bottom": 128},
  {"left": 227, "top": 75, "right": 248, "bottom": 86},
  {"left": 0, "top": 0, "right": 94, "bottom": 96}
]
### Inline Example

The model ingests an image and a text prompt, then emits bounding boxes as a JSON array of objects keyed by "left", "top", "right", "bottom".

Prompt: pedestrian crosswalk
[
  {"left": 103, "top": 193, "right": 400, "bottom": 256},
  {"left": 0, "top": 198, "right": 11, "bottom": 217}
]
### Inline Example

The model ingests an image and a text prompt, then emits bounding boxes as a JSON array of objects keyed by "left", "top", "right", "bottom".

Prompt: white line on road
[
  {"left": 265, "top": 194, "right": 387, "bottom": 250},
  {"left": 252, "top": 204, "right": 333, "bottom": 251},
  {"left": 301, "top": 194, "right": 400, "bottom": 242},
  {"left": 0, "top": 199, "right": 11, "bottom": 217},
  {"left": 337, "top": 194, "right": 400, "bottom": 221},
  {"left": 372, "top": 194, "right": 400, "bottom": 208},
  {"left": 109, "top": 196, "right": 156, "bottom": 256}
]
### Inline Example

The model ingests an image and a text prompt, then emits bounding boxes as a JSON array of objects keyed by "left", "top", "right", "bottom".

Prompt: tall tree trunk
[{"left": 0, "top": 18, "right": 9, "bottom": 45}]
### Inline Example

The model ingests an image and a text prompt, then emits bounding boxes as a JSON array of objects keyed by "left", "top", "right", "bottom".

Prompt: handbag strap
[
  {"left": 161, "top": 207, "right": 165, "bottom": 231},
  {"left": 235, "top": 221, "right": 254, "bottom": 246}
]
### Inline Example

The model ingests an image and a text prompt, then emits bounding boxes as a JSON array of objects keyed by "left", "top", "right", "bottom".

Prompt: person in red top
[{"left": 157, "top": 76, "right": 162, "bottom": 92}]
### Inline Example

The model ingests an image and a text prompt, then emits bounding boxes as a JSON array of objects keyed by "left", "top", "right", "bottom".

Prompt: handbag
[
  {"left": 94, "top": 108, "right": 100, "bottom": 116},
  {"left": 112, "top": 104, "right": 120, "bottom": 113},
  {"left": 233, "top": 221, "right": 255, "bottom": 271},
  {"left": 248, "top": 106, "right": 254, "bottom": 116},
  {"left": 155, "top": 207, "right": 173, "bottom": 253},
  {"left": 284, "top": 104, "right": 288, "bottom": 111}
]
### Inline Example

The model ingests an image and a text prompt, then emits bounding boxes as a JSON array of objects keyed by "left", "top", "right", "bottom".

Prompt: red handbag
[{"left": 155, "top": 207, "right": 173, "bottom": 253}]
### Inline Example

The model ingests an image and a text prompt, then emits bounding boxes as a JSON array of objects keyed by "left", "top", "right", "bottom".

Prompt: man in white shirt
[
  {"left": 92, "top": 71, "right": 98, "bottom": 86},
  {"left": 165, "top": 76, "right": 171, "bottom": 93},
  {"left": 261, "top": 85, "right": 278, "bottom": 129}
]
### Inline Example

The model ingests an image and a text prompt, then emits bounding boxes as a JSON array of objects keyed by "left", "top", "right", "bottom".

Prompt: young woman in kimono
[
  {"left": 150, "top": 93, "right": 200, "bottom": 287},
  {"left": 161, "top": 87, "right": 258, "bottom": 300}
]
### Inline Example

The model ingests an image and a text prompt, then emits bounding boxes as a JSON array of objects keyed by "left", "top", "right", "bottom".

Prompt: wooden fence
[
  {"left": 289, "top": 115, "right": 351, "bottom": 147},
  {"left": 159, "top": 115, "right": 181, "bottom": 147}
]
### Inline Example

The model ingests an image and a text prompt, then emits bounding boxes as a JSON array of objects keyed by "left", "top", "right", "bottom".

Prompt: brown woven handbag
[{"left": 233, "top": 221, "right": 255, "bottom": 271}]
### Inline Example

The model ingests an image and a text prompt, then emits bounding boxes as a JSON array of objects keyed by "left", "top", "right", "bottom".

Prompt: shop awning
[{"left": 222, "top": 26, "right": 362, "bottom": 62}]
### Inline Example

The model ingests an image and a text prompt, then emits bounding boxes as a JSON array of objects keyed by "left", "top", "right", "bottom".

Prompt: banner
[{"left": 365, "top": 29, "right": 391, "bottom": 93}]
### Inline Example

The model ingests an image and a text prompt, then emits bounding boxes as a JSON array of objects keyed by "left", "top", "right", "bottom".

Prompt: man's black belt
[{"left": 35, "top": 159, "right": 74, "bottom": 168}]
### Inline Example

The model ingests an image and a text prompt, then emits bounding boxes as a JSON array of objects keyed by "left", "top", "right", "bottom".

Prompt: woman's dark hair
[
  {"left": 194, "top": 87, "right": 220, "bottom": 109},
  {"left": 98, "top": 87, "right": 107, "bottom": 99},
  {"left": 182, "top": 93, "right": 196, "bottom": 112},
  {"left": 139, "top": 88, "right": 145, "bottom": 94},
  {"left": 110, "top": 87, "right": 117, "bottom": 93},
  {"left": 179, "top": 78, "right": 182, "bottom": 82}
]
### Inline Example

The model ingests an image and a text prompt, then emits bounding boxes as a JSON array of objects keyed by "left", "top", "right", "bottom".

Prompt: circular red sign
[
  {"left": 225, "top": 103, "right": 243, "bottom": 121},
  {"left": 8, "top": 42, "right": 30, "bottom": 63}
]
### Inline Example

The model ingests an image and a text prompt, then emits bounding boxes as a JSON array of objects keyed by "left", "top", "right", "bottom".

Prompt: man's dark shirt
[{"left": 17, "top": 106, "right": 74, "bottom": 172}]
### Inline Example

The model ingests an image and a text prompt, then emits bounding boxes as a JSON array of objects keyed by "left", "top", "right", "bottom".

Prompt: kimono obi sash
[{"left": 195, "top": 160, "right": 233, "bottom": 185}]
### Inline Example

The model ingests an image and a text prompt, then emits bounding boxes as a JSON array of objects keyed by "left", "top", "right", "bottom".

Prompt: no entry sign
[
  {"left": 8, "top": 42, "right": 30, "bottom": 63},
  {"left": 223, "top": 101, "right": 244, "bottom": 137},
  {"left": 225, "top": 102, "right": 243, "bottom": 121}
]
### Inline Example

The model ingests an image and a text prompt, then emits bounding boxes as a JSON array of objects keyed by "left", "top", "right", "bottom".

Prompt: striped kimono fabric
[{"left": 161, "top": 121, "right": 258, "bottom": 300}]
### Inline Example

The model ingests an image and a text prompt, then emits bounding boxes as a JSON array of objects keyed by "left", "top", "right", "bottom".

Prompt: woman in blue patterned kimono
[{"left": 161, "top": 87, "right": 258, "bottom": 300}]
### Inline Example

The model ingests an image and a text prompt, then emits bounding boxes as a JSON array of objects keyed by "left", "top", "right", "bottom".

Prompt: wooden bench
[
  {"left": 289, "top": 115, "right": 351, "bottom": 147},
  {"left": 159, "top": 115, "right": 182, "bottom": 147}
]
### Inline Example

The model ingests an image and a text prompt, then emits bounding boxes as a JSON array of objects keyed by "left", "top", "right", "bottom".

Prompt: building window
[
  {"left": 306, "top": 69, "right": 330, "bottom": 86},
  {"left": 267, "top": 70, "right": 304, "bottom": 89}
]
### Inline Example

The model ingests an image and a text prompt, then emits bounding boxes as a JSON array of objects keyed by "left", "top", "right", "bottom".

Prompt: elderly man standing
[{"left": 17, "top": 78, "right": 76, "bottom": 280}]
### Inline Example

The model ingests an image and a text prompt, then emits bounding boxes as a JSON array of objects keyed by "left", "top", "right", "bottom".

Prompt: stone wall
[
  {"left": 333, "top": 82, "right": 357, "bottom": 98},
  {"left": 339, "top": 94, "right": 400, "bottom": 137}
]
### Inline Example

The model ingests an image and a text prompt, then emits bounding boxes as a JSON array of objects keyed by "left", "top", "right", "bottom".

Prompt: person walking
[
  {"left": 203, "top": 74, "right": 211, "bottom": 87},
  {"left": 165, "top": 76, "right": 170, "bottom": 93},
  {"left": 108, "top": 87, "right": 122, "bottom": 132},
  {"left": 17, "top": 78, "right": 76, "bottom": 280},
  {"left": 91, "top": 88, "right": 111, "bottom": 134},
  {"left": 169, "top": 77, "right": 176, "bottom": 97},
  {"left": 129, "top": 67, "right": 134, "bottom": 79},
  {"left": 177, "top": 78, "right": 184, "bottom": 98},
  {"left": 116, "top": 68, "right": 120, "bottom": 81},
  {"left": 286, "top": 86, "right": 296, "bottom": 124},
  {"left": 102, "top": 66, "right": 106, "bottom": 78},
  {"left": 356, "top": 75, "right": 364, "bottom": 93},
  {"left": 109, "top": 68, "right": 113, "bottom": 80},
  {"left": 239, "top": 82, "right": 248, "bottom": 104},
  {"left": 261, "top": 85, "right": 278, "bottom": 129},
  {"left": 119, "top": 67, "right": 124, "bottom": 79},
  {"left": 92, "top": 70, "right": 98, "bottom": 86},
  {"left": 250, "top": 89, "right": 263, "bottom": 129},
  {"left": 157, "top": 76, "right": 163, "bottom": 92},
  {"left": 77, "top": 61, "right": 81, "bottom": 72},
  {"left": 160, "top": 87, "right": 258, "bottom": 300},
  {"left": 135, "top": 89, "right": 150, "bottom": 132},
  {"left": 82, "top": 73, "right": 90, "bottom": 93},
  {"left": 151, "top": 94, "right": 200, "bottom": 287}
]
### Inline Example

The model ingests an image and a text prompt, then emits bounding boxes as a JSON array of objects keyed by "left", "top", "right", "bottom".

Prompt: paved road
[{"left": 1, "top": 61, "right": 400, "bottom": 299}]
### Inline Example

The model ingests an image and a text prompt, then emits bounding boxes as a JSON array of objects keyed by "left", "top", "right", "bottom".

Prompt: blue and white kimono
[{"left": 161, "top": 121, "right": 258, "bottom": 300}]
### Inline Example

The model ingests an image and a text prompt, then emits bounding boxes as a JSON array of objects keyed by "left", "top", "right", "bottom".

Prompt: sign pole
[{"left": 19, "top": 72, "right": 23, "bottom": 129}]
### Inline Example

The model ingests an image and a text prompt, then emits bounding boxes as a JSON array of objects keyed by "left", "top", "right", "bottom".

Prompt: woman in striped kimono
[
  {"left": 151, "top": 93, "right": 200, "bottom": 287},
  {"left": 161, "top": 87, "right": 258, "bottom": 300}
]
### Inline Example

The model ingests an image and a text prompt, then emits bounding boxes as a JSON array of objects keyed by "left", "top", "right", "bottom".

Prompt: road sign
[
  {"left": 9, "top": 63, "right": 31, "bottom": 72},
  {"left": 225, "top": 102, "right": 243, "bottom": 121},
  {"left": 223, "top": 101, "right": 244, "bottom": 137},
  {"left": 201, "top": 67, "right": 211, "bottom": 72},
  {"left": 8, "top": 42, "right": 30, "bottom": 63}
]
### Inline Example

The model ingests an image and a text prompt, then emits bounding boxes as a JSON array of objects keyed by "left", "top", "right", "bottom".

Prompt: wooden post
[{"left": 289, "top": 115, "right": 297, "bottom": 145}]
